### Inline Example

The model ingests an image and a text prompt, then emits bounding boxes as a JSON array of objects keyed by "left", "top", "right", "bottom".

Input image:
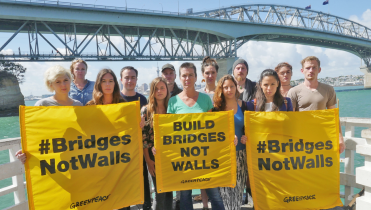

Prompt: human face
[
  {"left": 73, "top": 62, "right": 87, "bottom": 80},
  {"left": 301, "top": 60, "right": 321, "bottom": 81},
  {"left": 162, "top": 69, "right": 176, "bottom": 85},
  {"left": 260, "top": 75, "right": 279, "bottom": 99},
  {"left": 121, "top": 69, "right": 137, "bottom": 91},
  {"left": 277, "top": 66, "right": 292, "bottom": 84},
  {"left": 51, "top": 74, "right": 70, "bottom": 94},
  {"left": 233, "top": 64, "right": 248, "bottom": 82},
  {"left": 180, "top": 67, "right": 196, "bottom": 89},
  {"left": 203, "top": 66, "right": 217, "bottom": 85},
  {"left": 222, "top": 79, "right": 237, "bottom": 100},
  {"left": 101, "top": 73, "right": 115, "bottom": 95},
  {"left": 154, "top": 81, "right": 167, "bottom": 101}
]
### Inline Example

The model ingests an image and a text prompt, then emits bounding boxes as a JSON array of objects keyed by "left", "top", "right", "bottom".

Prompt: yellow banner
[
  {"left": 154, "top": 111, "right": 236, "bottom": 192},
  {"left": 245, "top": 109, "right": 342, "bottom": 210},
  {"left": 20, "top": 102, "right": 144, "bottom": 210}
]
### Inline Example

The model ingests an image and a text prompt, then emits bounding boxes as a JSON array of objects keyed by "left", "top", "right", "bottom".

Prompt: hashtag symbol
[
  {"left": 39, "top": 140, "right": 51, "bottom": 154},
  {"left": 257, "top": 141, "right": 266, "bottom": 153}
]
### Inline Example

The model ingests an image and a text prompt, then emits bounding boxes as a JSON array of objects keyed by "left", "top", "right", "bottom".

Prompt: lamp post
[{"left": 159, "top": 3, "right": 163, "bottom": 13}]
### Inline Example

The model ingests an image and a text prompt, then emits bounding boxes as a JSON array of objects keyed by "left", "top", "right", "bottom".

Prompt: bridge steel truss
[
  {"left": 0, "top": 1, "right": 370, "bottom": 67},
  {"left": 189, "top": 4, "right": 371, "bottom": 67},
  {"left": 0, "top": 20, "right": 240, "bottom": 62}
]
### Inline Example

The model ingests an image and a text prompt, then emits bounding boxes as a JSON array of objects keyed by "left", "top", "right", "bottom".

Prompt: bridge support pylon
[
  {"left": 216, "top": 57, "right": 238, "bottom": 81},
  {"left": 360, "top": 66, "right": 371, "bottom": 88}
]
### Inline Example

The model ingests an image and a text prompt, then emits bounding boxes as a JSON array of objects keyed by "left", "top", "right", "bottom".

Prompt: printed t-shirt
[
  {"left": 167, "top": 92, "right": 213, "bottom": 114},
  {"left": 287, "top": 82, "right": 336, "bottom": 111}
]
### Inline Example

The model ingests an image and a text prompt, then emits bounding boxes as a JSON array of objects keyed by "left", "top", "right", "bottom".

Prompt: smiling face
[
  {"left": 222, "top": 79, "right": 237, "bottom": 100},
  {"left": 162, "top": 69, "right": 176, "bottom": 86},
  {"left": 233, "top": 64, "right": 248, "bottom": 82},
  {"left": 301, "top": 60, "right": 321, "bottom": 81},
  {"left": 154, "top": 81, "right": 168, "bottom": 101},
  {"left": 203, "top": 66, "right": 217, "bottom": 85},
  {"left": 180, "top": 67, "right": 196, "bottom": 89},
  {"left": 50, "top": 74, "right": 71, "bottom": 94},
  {"left": 101, "top": 73, "right": 115, "bottom": 95},
  {"left": 121, "top": 69, "right": 137, "bottom": 91},
  {"left": 260, "top": 75, "right": 279, "bottom": 98},
  {"left": 277, "top": 66, "right": 292, "bottom": 84},
  {"left": 73, "top": 62, "right": 87, "bottom": 80}
]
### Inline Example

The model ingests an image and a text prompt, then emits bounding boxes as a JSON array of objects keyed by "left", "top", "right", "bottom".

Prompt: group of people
[{"left": 15, "top": 55, "right": 345, "bottom": 210}]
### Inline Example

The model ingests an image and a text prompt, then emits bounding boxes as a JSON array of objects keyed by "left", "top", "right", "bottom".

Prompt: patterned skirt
[{"left": 219, "top": 149, "right": 248, "bottom": 210}]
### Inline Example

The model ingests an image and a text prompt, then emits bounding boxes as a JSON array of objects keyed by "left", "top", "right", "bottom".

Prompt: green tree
[{"left": 0, "top": 61, "right": 27, "bottom": 84}]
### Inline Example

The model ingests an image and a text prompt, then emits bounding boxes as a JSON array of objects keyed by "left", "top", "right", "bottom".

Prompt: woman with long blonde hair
[{"left": 141, "top": 77, "right": 172, "bottom": 210}]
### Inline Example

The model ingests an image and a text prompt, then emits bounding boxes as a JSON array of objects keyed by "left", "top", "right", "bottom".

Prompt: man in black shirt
[
  {"left": 161, "top": 63, "right": 182, "bottom": 97},
  {"left": 119, "top": 66, "right": 150, "bottom": 210}
]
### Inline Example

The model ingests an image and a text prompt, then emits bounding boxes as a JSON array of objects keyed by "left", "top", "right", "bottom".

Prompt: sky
[{"left": 1, "top": 0, "right": 371, "bottom": 96}]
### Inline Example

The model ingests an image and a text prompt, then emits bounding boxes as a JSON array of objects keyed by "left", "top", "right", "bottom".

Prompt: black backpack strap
[{"left": 284, "top": 98, "right": 288, "bottom": 111}]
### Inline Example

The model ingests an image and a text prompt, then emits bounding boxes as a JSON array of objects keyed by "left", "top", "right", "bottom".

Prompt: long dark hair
[
  {"left": 213, "top": 75, "right": 240, "bottom": 111},
  {"left": 146, "top": 77, "right": 170, "bottom": 127},
  {"left": 255, "top": 69, "right": 284, "bottom": 111},
  {"left": 87, "top": 69, "right": 125, "bottom": 105}
]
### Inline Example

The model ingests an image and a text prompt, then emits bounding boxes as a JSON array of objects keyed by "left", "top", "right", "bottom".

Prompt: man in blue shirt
[{"left": 119, "top": 66, "right": 150, "bottom": 210}]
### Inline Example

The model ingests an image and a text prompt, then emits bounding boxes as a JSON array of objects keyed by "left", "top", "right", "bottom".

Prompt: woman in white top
[
  {"left": 16, "top": 65, "right": 82, "bottom": 163},
  {"left": 198, "top": 56, "right": 218, "bottom": 102}
]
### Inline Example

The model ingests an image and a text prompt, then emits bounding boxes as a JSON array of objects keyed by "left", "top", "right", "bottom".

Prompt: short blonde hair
[
  {"left": 70, "top": 58, "right": 88, "bottom": 79},
  {"left": 44, "top": 65, "right": 72, "bottom": 92},
  {"left": 301, "top": 56, "right": 321, "bottom": 68}
]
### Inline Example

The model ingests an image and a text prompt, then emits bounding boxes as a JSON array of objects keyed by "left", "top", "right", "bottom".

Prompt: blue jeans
[{"left": 180, "top": 188, "right": 225, "bottom": 210}]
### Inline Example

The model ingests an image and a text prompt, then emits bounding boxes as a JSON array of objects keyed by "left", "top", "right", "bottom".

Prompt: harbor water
[{"left": 0, "top": 86, "right": 370, "bottom": 209}]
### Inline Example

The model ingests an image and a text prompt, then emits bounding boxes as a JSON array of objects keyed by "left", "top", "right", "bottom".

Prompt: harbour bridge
[{"left": 0, "top": 0, "right": 370, "bottom": 87}]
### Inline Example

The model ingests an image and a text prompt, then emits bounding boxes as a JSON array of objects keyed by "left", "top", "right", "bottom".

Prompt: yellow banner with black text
[
  {"left": 245, "top": 109, "right": 342, "bottom": 210},
  {"left": 154, "top": 111, "right": 236, "bottom": 193},
  {"left": 20, "top": 102, "right": 143, "bottom": 210}
]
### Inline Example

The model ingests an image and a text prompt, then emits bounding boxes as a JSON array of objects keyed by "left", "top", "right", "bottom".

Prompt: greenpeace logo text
[
  {"left": 70, "top": 194, "right": 111, "bottom": 209},
  {"left": 283, "top": 194, "right": 316, "bottom": 203},
  {"left": 181, "top": 178, "right": 211, "bottom": 184}
]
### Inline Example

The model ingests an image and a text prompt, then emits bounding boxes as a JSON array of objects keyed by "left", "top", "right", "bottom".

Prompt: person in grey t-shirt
[{"left": 16, "top": 65, "right": 82, "bottom": 164}]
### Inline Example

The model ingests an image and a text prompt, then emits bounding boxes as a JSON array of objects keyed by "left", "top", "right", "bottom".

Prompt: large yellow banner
[
  {"left": 245, "top": 109, "right": 342, "bottom": 210},
  {"left": 20, "top": 102, "right": 143, "bottom": 210},
  {"left": 154, "top": 111, "right": 236, "bottom": 192}
]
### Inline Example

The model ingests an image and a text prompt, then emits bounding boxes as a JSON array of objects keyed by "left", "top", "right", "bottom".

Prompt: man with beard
[{"left": 232, "top": 59, "right": 256, "bottom": 102}]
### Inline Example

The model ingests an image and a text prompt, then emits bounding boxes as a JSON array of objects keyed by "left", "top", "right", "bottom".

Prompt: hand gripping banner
[
  {"left": 245, "top": 109, "right": 342, "bottom": 210},
  {"left": 20, "top": 102, "right": 144, "bottom": 210},
  {"left": 154, "top": 111, "right": 236, "bottom": 192}
]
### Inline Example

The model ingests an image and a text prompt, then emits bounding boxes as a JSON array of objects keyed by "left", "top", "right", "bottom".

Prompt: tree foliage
[{"left": 0, "top": 61, "right": 27, "bottom": 84}]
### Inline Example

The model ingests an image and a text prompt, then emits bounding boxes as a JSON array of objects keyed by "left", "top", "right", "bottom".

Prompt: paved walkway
[{"left": 125, "top": 194, "right": 254, "bottom": 210}]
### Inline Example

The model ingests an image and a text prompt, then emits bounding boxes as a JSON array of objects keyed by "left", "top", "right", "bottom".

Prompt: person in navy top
[
  {"left": 245, "top": 69, "right": 293, "bottom": 112},
  {"left": 119, "top": 66, "right": 147, "bottom": 107},
  {"left": 68, "top": 59, "right": 95, "bottom": 105},
  {"left": 119, "top": 66, "right": 150, "bottom": 210}
]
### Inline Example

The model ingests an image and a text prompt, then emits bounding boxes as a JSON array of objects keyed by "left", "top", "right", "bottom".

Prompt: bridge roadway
[{"left": 0, "top": 0, "right": 370, "bottom": 86}]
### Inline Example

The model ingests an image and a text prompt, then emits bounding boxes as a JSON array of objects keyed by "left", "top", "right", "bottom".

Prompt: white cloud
[
  {"left": 349, "top": 9, "right": 371, "bottom": 28},
  {"left": 237, "top": 41, "right": 362, "bottom": 82},
  {"left": 0, "top": 49, "right": 14, "bottom": 54}
]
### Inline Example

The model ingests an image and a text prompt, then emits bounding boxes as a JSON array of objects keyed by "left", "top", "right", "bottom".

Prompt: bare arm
[{"left": 328, "top": 105, "right": 345, "bottom": 154}]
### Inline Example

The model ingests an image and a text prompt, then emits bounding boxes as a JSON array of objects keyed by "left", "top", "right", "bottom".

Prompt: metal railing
[
  {"left": 1, "top": 117, "right": 370, "bottom": 209},
  {"left": 0, "top": 138, "right": 28, "bottom": 210}
]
